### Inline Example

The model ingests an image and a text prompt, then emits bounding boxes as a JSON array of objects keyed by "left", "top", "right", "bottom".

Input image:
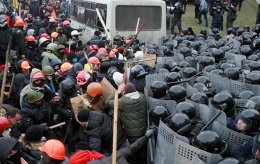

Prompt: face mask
[
  {"left": 46, "top": 76, "right": 53, "bottom": 81},
  {"left": 72, "top": 58, "right": 78, "bottom": 63}
]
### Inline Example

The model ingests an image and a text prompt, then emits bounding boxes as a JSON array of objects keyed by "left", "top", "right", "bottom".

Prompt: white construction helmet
[
  {"left": 134, "top": 51, "right": 144, "bottom": 61},
  {"left": 113, "top": 72, "right": 123, "bottom": 86},
  {"left": 71, "top": 30, "right": 80, "bottom": 36},
  {"left": 38, "top": 37, "right": 49, "bottom": 47}
]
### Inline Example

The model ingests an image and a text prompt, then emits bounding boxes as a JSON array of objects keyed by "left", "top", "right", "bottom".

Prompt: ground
[{"left": 169, "top": 0, "right": 258, "bottom": 36}]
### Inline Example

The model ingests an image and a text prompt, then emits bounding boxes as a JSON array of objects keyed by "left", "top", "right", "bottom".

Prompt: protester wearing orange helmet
[
  {"left": 25, "top": 36, "right": 42, "bottom": 69},
  {"left": 20, "top": 68, "right": 55, "bottom": 108},
  {"left": 13, "top": 18, "right": 25, "bottom": 58},
  {"left": 39, "top": 139, "right": 69, "bottom": 164}
]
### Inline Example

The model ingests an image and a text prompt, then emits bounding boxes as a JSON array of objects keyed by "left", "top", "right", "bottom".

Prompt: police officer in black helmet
[
  {"left": 231, "top": 133, "right": 260, "bottom": 163},
  {"left": 129, "top": 64, "right": 148, "bottom": 93}
]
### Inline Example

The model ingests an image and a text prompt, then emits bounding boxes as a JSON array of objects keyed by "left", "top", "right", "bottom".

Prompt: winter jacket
[
  {"left": 20, "top": 68, "right": 55, "bottom": 107},
  {"left": 211, "top": 11, "right": 223, "bottom": 30},
  {"left": 97, "top": 135, "right": 148, "bottom": 164},
  {"left": 231, "top": 137, "right": 255, "bottom": 162},
  {"left": 169, "top": 7, "right": 185, "bottom": 20},
  {"left": 0, "top": 25, "right": 12, "bottom": 59},
  {"left": 24, "top": 46, "right": 42, "bottom": 69},
  {"left": 41, "top": 51, "right": 61, "bottom": 68},
  {"left": 226, "top": 6, "right": 237, "bottom": 22},
  {"left": 106, "top": 92, "right": 147, "bottom": 137},
  {"left": 79, "top": 111, "right": 125, "bottom": 154},
  {"left": 12, "top": 27, "right": 25, "bottom": 57},
  {"left": 199, "top": 0, "right": 208, "bottom": 12},
  {"left": 21, "top": 97, "right": 50, "bottom": 130}
]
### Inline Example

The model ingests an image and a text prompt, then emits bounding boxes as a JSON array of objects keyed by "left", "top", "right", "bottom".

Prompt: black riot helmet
[
  {"left": 192, "top": 130, "right": 224, "bottom": 154},
  {"left": 149, "top": 106, "right": 169, "bottom": 125},
  {"left": 164, "top": 60, "right": 178, "bottom": 72},
  {"left": 253, "top": 39, "right": 260, "bottom": 49},
  {"left": 191, "top": 92, "right": 208, "bottom": 104},
  {"left": 60, "top": 78, "right": 76, "bottom": 95},
  {"left": 159, "top": 68, "right": 169, "bottom": 74},
  {"left": 238, "top": 90, "right": 255, "bottom": 99},
  {"left": 167, "top": 113, "right": 191, "bottom": 132},
  {"left": 194, "top": 83, "right": 209, "bottom": 93},
  {"left": 237, "top": 29, "right": 244, "bottom": 36},
  {"left": 244, "top": 25, "right": 250, "bottom": 32},
  {"left": 204, "top": 65, "right": 216, "bottom": 73},
  {"left": 211, "top": 92, "right": 235, "bottom": 117},
  {"left": 166, "top": 72, "right": 181, "bottom": 86},
  {"left": 217, "top": 158, "right": 241, "bottom": 164},
  {"left": 235, "top": 109, "right": 260, "bottom": 133},
  {"left": 242, "top": 33, "right": 252, "bottom": 45},
  {"left": 220, "top": 63, "right": 234, "bottom": 70},
  {"left": 130, "top": 64, "right": 148, "bottom": 79},
  {"left": 249, "top": 61, "right": 260, "bottom": 71},
  {"left": 150, "top": 81, "right": 168, "bottom": 99},
  {"left": 240, "top": 45, "right": 252, "bottom": 57},
  {"left": 224, "top": 68, "right": 240, "bottom": 80},
  {"left": 180, "top": 47, "right": 191, "bottom": 57},
  {"left": 212, "top": 28, "right": 219, "bottom": 34},
  {"left": 249, "top": 96, "right": 260, "bottom": 112},
  {"left": 196, "top": 76, "right": 211, "bottom": 86},
  {"left": 107, "top": 66, "right": 119, "bottom": 77},
  {"left": 212, "top": 49, "right": 225, "bottom": 61},
  {"left": 168, "top": 85, "right": 187, "bottom": 102},
  {"left": 248, "top": 55, "right": 259, "bottom": 61},
  {"left": 179, "top": 61, "right": 190, "bottom": 68},
  {"left": 226, "top": 27, "right": 234, "bottom": 35},
  {"left": 200, "top": 57, "right": 215, "bottom": 67},
  {"left": 164, "top": 42, "right": 174, "bottom": 51},
  {"left": 245, "top": 72, "right": 260, "bottom": 84},
  {"left": 176, "top": 102, "right": 197, "bottom": 119},
  {"left": 211, "top": 69, "right": 224, "bottom": 75},
  {"left": 190, "top": 42, "right": 200, "bottom": 51},
  {"left": 183, "top": 67, "right": 197, "bottom": 78},
  {"left": 200, "top": 28, "right": 207, "bottom": 36}
]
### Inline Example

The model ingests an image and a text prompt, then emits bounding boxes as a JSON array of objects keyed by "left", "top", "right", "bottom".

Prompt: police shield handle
[
  {"left": 0, "top": 36, "right": 12, "bottom": 110},
  {"left": 96, "top": 8, "right": 111, "bottom": 40},
  {"left": 112, "top": 92, "right": 119, "bottom": 164}
]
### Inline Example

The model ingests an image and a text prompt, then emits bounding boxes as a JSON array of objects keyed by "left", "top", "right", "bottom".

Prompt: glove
[
  {"left": 145, "top": 126, "right": 157, "bottom": 138},
  {"left": 65, "top": 110, "right": 74, "bottom": 118}
]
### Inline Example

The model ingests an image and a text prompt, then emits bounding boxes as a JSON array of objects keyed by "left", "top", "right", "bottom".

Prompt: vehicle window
[{"left": 116, "top": 6, "right": 162, "bottom": 31}]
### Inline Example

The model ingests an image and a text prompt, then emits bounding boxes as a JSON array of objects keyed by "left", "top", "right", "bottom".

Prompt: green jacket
[
  {"left": 106, "top": 92, "right": 147, "bottom": 137},
  {"left": 41, "top": 52, "right": 61, "bottom": 68}
]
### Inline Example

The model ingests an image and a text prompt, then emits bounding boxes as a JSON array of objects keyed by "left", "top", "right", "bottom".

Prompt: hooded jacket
[
  {"left": 0, "top": 137, "right": 21, "bottom": 164},
  {"left": 79, "top": 111, "right": 125, "bottom": 154},
  {"left": 20, "top": 68, "right": 54, "bottom": 107},
  {"left": 41, "top": 51, "right": 61, "bottom": 68},
  {"left": 106, "top": 92, "right": 147, "bottom": 137}
]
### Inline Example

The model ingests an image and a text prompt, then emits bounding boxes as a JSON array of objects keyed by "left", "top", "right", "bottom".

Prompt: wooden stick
[
  {"left": 96, "top": 8, "right": 111, "bottom": 40},
  {"left": 135, "top": 17, "right": 140, "bottom": 35},
  {"left": 112, "top": 92, "right": 118, "bottom": 164},
  {"left": 0, "top": 37, "right": 12, "bottom": 110},
  {"left": 19, "top": 3, "right": 21, "bottom": 16},
  {"left": 8, "top": 73, "right": 15, "bottom": 98},
  {"left": 49, "top": 122, "right": 66, "bottom": 129},
  {"left": 68, "top": 43, "right": 71, "bottom": 53}
]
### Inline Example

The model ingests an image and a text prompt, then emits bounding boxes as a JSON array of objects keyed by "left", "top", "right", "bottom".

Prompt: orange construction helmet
[
  {"left": 41, "top": 33, "right": 50, "bottom": 39},
  {"left": 87, "top": 82, "right": 103, "bottom": 97},
  {"left": 109, "top": 48, "right": 118, "bottom": 58},
  {"left": 32, "top": 71, "right": 44, "bottom": 79},
  {"left": 21, "top": 61, "right": 31, "bottom": 69},
  {"left": 97, "top": 47, "right": 108, "bottom": 54},
  {"left": 60, "top": 62, "right": 73, "bottom": 73},
  {"left": 25, "top": 36, "right": 36, "bottom": 43},
  {"left": 15, "top": 19, "right": 25, "bottom": 27},
  {"left": 88, "top": 57, "right": 100, "bottom": 65},
  {"left": 0, "top": 117, "right": 10, "bottom": 135},
  {"left": 39, "top": 139, "right": 66, "bottom": 161},
  {"left": 51, "top": 32, "right": 59, "bottom": 38}
]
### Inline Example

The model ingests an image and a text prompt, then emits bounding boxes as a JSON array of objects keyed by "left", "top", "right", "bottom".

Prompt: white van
[{"left": 69, "top": 0, "right": 166, "bottom": 44}]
